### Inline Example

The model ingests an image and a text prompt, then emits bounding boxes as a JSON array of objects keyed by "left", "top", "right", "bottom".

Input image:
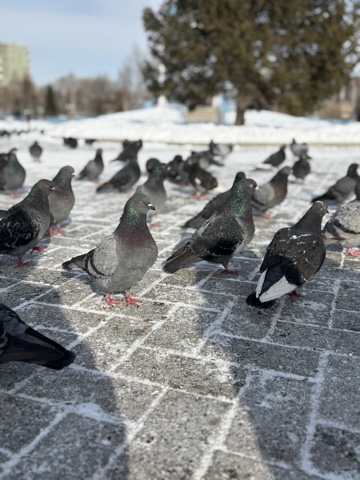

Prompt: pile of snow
[{"left": 0, "top": 117, "right": 51, "bottom": 132}]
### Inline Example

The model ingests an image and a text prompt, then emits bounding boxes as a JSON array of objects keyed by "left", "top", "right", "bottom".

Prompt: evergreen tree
[
  {"left": 44, "top": 85, "right": 59, "bottom": 116},
  {"left": 143, "top": 0, "right": 360, "bottom": 124}
]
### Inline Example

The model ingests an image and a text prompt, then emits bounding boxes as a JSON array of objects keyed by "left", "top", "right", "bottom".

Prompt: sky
[{"left": 0, "top": 0, "right": 161, "bottom": 85}]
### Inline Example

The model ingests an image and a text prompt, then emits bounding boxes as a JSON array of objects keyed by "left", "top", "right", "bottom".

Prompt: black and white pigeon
[
  {"left": 78, "top": 148, "right": 104, "bottom": 181},
  {"left": 163, "top": 172, "right": 255, "bottom": 274},
  {"left": 290, "top": 138, "right": 309, "bottom": 158},
  {"left": 263, "top": 145, "right": 286, "bottom": 168},
  {"left": 252, "top": 166, "right": 292, "bottom": 216},
  {"left": 182, "top": 171, "right": 255, "bottom": 230},
  {"left": 139, "top": 158, "right": 167, "bottom": 212},
  {"left": 0, "top": 148, "right": 26, "bottom": 192},
  {"left": 29, "top": 141, "right": 43, "bottom": 162},
  {"left": 0, "top": 303, "right": 75, "bottom": 369},
  {"left": 111, "top": 139, "right": 143, "bottom": 163},
  {"left": 312, "top": 163, "right": 359, "bottom": 204},
  {"left": 0, "top": 179, "right": 55, "bottom": 266},
  {"left": 48, "top": 166, "right": 75, "bottom": 235},
  {"left": 247, "top": 201, "right": 327, "bottom": 308},
  {"left": 165, "top": 155, "right": 189, "bottom": 186},
  {"left": 324, "top": 180, "right": 360, "bottom": 256},
  {"left": 209, "top": 140, "right": 233, "bottom": 160},
  {"left": 96, "top": 156, "right": 141, "bottom": 193},
  {"left": 62, "top": 190, "right": 158, "bottom": 306},
  {"left": 292, "top": 153, "right": 311, "bottom": 181}
]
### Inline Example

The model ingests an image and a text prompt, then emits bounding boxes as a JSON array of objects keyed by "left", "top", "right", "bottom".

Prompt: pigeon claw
[
  {"left": 104, "top": 294, "right": 122, "bottom": 307},
  {"left": 218, "top": 268, "right": 240, "bottom": 277},
  {"left": 16, "top": 257, "right": 31, "bottom": 268},
  {"left": 150, "top": 222, "right": 161, "bottom": 229},
  {"left": 124, "top": 293, "right": 140, "bottom": 307},
  {"left": 192, "top": 194, "right": 209, "bottom": 201},
  {"left": 288, "top": 290, "right": 301, "bottom": 302},
  {"left": 345, "top": 247, "right": 360, "bottom": 257},
  {"left": 32, "top": 246, "right": 47, "bottom": 254},
  {"left": 49, "top": 226, "right": 65, "bottom": 237}
]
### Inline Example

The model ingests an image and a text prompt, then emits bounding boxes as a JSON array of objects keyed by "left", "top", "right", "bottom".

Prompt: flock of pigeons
[{"left": 0, "top": 136, "right": 359, "bottom": 373}]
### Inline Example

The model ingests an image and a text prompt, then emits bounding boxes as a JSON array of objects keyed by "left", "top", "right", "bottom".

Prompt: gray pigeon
[
  {"left": 139, "top": 158, "right": 167, "bottom": 212},
  {"left": 247, "top": 201, "right": 327, "bottom": 308},
  {"left": 312, "top": 163, "right": 359, "bottom": 204},
  {"left": 62, "top": 190, "right": 158, "bottom": 306},
  {"left": 96, "top": 156, "right": 141, "bottom": 193},
  {"left": 0, "top": 303, "right": 75, "bottom": 369},
  {"left": 290, "top": 138, "right": 309, "bottom": 158},
  {"left": 252, "top": 166, "right": 292, "bottom": 216},
  {"left": 189, "top": 150, "right": 223, "bottom": 169},
  {"left": 324, "top": 180, "right": 360, "bottom": 256},
  {"left": 182, "top": 172, "right": 256, "bottom": 229},
  {"left": 29, "top": 141, "right": 43, "bottom": 162},
  {"left": 0, "top": 179, "right": 55, "bottom": 266},
  {"left": 163, "top": 172, "right": 255, "bottom": 274},
  {"left": 293, "top": 153, "right": 311, "bottom": 180},
  {"left": 263, "top": 145, "right": 286, "bottom": 168},
  {"left": 48, "top": 166, "right": 75, "bottom": 235},
  {"left": 78, "top": 148, "right": 104, "bottom": 181},
  {"left": 0, "top": 148, "right": 26, "bottom": 192},
  {"left": 209, "top": 140, "right": 233, "bottom": 160},
  {"left": 111, "top": 139, "right": 143, "bottom": 163}
]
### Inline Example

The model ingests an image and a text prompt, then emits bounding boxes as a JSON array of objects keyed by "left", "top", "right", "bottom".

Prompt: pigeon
[
  {"left": 63, "top": 137, "right": 78, "bottom": 149},
  {"left": 0, "top": 179, "right": 55, "bottom": 265},
  {"left": 165, "top": 155, "right": 189, "bottom": 186},
  {"left": 292, "top": 153, "right": 311, "bottom": 180},
  {"left": 48, "top": 166, "right": 75, "bottom": 235},
  {"left": 29, "top": 141, "right": 43, "bottom": 162},
  {"left": 96, "top": 156, "right": 141, "bottom": 193},
  {"left": 247, "top": 201, "right": 327, "bottom": 308},
  {"left": 0, "top": 148, "right": 26, "bottom": 192},
  {"left": 85, "top": 138, "right": 96, "bottom": 145},
  {"left": 324, "top": 180, "right": 360, "bottom": 256},
  {"left": 209, "top": 140, "right": 233, "bottom": 160},
  {"left": 62, "top": 190, "right": 158, "bottom": 306},
  {"left": 139, "top": 158, "right": 167, "bottom": 212},
  {"left": 252, "top": 166, "right": 292, "bottom": 216},
  {"left": 146, "top": 157, "right": 167, "bottom": 175},
  {"left": 0, "top": 303, "right": 75, "bottom": 369},
  {"left": 312, "top": 163, "right": 359, "bottom": 204},
  {"left": 78, "top": 148, "right": 104, "bottom": 181},
  {"left": 182, "top": 172, "right": 256, "bottom": 229},
  {"left": 263, "top": 145, "right": 286, "bottom": 168},
  {"left": 290, "top": 138, "right": 309, "bottom": 158},
  {"left": 163, "top": 172, "right": 255, "bottom": 274},
  {"left": 111, "top": 139, "right": 143, "bottom": 163},
  {"left": 188, "top": 150, "right": 223, "bottom": 169},
  {"left": 184, "top": 158, "right": 218, "bottom": 197}
]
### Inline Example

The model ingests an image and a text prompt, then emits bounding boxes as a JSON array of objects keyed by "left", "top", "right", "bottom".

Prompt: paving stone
[
  {"left": 310, "top": 424, "right": 360, "bottom": 479},
  {"left": 159, "top": 269, "right": 210, "bottom": 287},
  {"left": 38, "top": 278, "right": 94, "bottom": 306},
  {"left": 144, "top": 306, "right": 218, "bottom": 352},
  {"left": 106, "top": 390, "right": 229, "bottom": 480},
  {"left": 226, "top": 373, "right": 312, "bottom": 465},
  {"left": 280, "top": 291, "right": 334, "bottom": 327},
  {"left": 201, "top": 277, "right": 256, "bottom": 297},
  {"left": 0, "top": 281, "right": 54, "bottom": 308},
  {"left": 332, "top": 308, "right": 360, "bottom": 331},
  {"left": 116, "top": 347, "right": 247, "bottom": 397},
  {"left": 336, "top": 283, "right": 360, "bottom": 311},
  {"left": 201, "top": 334, "right": 319, "bottom": 377},
  {"left": 0, "top": 363, "right": 35, "bottom": 391},
  {"left": 204, "top": 451, "right": 321, "bottom": 480},
  {"left": 270, "top": 321, "right": 360, "bottom": 356},
  {"left": 4, "top": 413, "right": 126, "bottom": 480},
  {"left": 319, "top": 355, "right": 360, "bottom": 430},
  {"left": 220, "top": 301, "right": 273, "bottom": 339},
  {"left": 0, "top": 392, "right": 54, "bottom": 452},
  {"left": 17, "top": 368, "right": 160, "bottom": 422}
]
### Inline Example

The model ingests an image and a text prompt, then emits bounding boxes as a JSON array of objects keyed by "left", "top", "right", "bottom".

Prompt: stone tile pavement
[{"left": 0, "top": 139, "right": 359, "bottom": 479}]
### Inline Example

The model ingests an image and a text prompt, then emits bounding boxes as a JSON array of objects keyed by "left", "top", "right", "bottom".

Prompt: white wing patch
[
  {"left": 256, "top": 270, "right": 266, "bottom": 298},
  {"left": 259, "top": 275, "right": 296, "bottom": 303}
]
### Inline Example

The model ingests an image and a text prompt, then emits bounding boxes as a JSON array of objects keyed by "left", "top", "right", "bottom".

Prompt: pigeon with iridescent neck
[{"left": 62, "top": 190, "right": 158, "bottom": 306}]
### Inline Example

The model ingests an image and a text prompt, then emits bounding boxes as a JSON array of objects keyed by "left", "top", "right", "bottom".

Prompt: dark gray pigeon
[
  {"left": 292, "top": 153, "right": 311, "bottom": 180},
  {"left": 312, "top": 163, "right": 359, "bottom": 204},
  {"left": 111, "top": 139, "right": 143, "bottom": 163},
  {"left": 184, "top": 157, "right": 218, "bottom": 197},
  {"left": 290, "top": 138, "right": 309, "bottom": 158},
  {"left": 0, "top": 303, "right": 75, "bottom": 369},
  {"left": 324, "top": 180, "right": 360, "bottom": 256},
  {"left": 263, "top": 145, "right": 286, "bottom": 168},
  {"left": 78, "top": 148, "right": 104, "bottom": 181},
  {"left": 165, "top": 155, "right": 189, "bottom": 186},
  {"left": 96, "top": 156, "right": 141, "bottom": 193},
  {"left": 0, "top": 179, "right": 55, "bottom": 265},
  {"left": 252, "top": 166, "right": 292, "bottom": 216},
  {"left": 62, "top": 190, "right": 158, "bottom": 306},
  {"left": 29, "top": 141, "right": 43, "bottom": 162},
  {"left": 49, "top": 166, "right": 75, "bottom": 235},
  {"left": 163, "top": 172, "right": 255, "bottom": 274},
  {"left": 247, "top": 201, "right": 327, "bottom": 308},
  {"left": 139, "top": 158, "right": 167, "bottom": 212},
  {"left": 188, "top": 150, "right": 223, "bottom": 169},
  {"left": 0, "top": 148, "right": 26, "bottom": 192},
  {"left": 182, "top": 172, "right": 256, "bottom": 230}
]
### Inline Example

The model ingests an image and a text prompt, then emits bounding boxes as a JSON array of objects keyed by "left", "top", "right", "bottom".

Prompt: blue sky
[{"left": 0, "top": 0, "right": 161, "bottom": 85}]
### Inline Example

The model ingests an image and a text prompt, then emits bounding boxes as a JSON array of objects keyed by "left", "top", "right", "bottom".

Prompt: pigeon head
[
  {"left": 96, "top": 148, "right": 103, "bottom": 155},
  {"left": 280, "top": 145, "right": 286, "bottom": 150},
  {"left": 146, "top": 158, "right": 163, "bottom": 174},
  {"left": 121, "top": 190, "right": 156, "bottom": 227},
  {"left": 52, "top": 166, "right": 75, "bottom": 187},
  {"left": 279, "top": 166, "right": 292, "bottom": 176},
  {"left": 296, "top": 201, "right": 328, "bottom": 233},
  {"left": 347, "top": 163, "right": 359, "bottom": 178}
]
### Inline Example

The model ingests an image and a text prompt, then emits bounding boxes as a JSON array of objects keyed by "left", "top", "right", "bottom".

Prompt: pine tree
[
  {"left": 44, "top": 85, "right": 59, "bottom": 117},
  {"left": 143, "top": 0, "right": 360, "bottom": 124}
]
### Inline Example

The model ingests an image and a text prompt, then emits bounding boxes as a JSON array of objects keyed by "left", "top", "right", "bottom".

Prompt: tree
[
  {"left": 143, "top": 0, "right": 360, "bottom": 124},
  {"left": 44, "top": 85, "right": 58, "bottom": 116}
]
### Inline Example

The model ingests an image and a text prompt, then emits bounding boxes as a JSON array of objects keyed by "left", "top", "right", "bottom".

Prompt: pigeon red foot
[
  {"left": 262, "top": 212, "right": 272, "bottom": 220},
  {"left": 217, "top": 267, "right": 241, "bottom": 277},
  {"left": 124, "top": 292, "right": 140, "bottom": 307},
  {"left": 32, "top": 246, "right": 47, "bottom": 254},
  {"left": 345, "top": 247, "right": 360, "bottom": 257},
  {"left": 150, "top": 223, "right": 161, "bottom": 229},
  {"left": 192, "top": 194, "right": 209, "bottom": 201},
  {"left": 104, "top": 294, "right": 122, "bottom": 307},
  {"left": 48, "top": 226, "right": 65, "bottom": 237},
  {"left": 16, "top": 257, "right": 31, "bottom": 268},
  {"left": 288, "top": 290, "right": 301, "bottom": 302}
]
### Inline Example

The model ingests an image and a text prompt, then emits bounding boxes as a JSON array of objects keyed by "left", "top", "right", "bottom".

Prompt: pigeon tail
[
  {"left": 246, "top": 292, "right": 275, "bottom": 309},
  {"left": 62, "top": 252, "right": 87, "bottom": 271},
  {"left": 96, "top": 182, "right": 113, "bottom": 193},
  {"left": 182, "top": 212, "right": 205, "bottom": 229},
  {"left": 163, "top": 244, "right": 200, "bottom": 273}
]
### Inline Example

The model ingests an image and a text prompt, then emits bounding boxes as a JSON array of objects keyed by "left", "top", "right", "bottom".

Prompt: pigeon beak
[{"left": 148, "top": 203, "right": 156, "bottom": 211}]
